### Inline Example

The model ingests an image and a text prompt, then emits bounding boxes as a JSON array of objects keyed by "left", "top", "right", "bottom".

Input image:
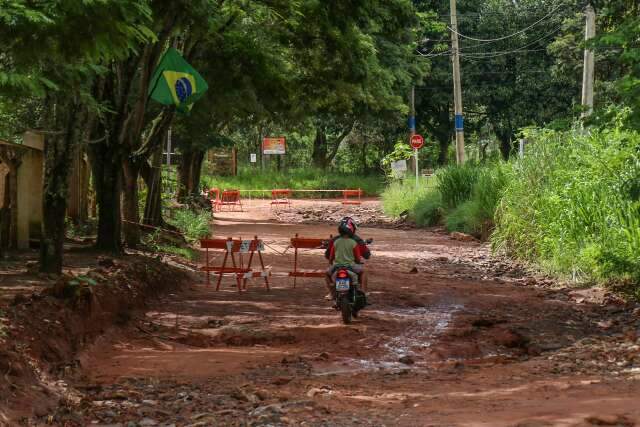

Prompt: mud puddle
[{"left": 314, "top": 304, "right": 463, "bottom": 375}]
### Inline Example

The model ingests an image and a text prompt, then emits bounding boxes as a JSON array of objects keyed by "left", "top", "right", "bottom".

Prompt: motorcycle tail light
[{"left": 337, "top": 270, "right": 348, "bottom": 279}]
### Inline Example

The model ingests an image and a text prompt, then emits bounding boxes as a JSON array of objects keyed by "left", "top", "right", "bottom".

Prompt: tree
[
  {"left": 0, "top": 0, "right": 153, "bottom": 272},
  {"left": 287, "top": 0, "right": 427, "bottom": 169},
  {"left": 591, "top": 0, "right": 640, "bottom": 128}
]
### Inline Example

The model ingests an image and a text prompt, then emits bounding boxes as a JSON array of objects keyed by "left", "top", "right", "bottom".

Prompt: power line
[
  {"left": 461, "top": 24, "right": 564, "bottom": 58},
  {"left": 446, "top": 3, "right": 565, "bottom": 43}
]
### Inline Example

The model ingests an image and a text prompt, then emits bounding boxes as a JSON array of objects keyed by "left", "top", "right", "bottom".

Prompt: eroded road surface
[{"left": 71, "top": 201, "right": 640, "bottom": 426}]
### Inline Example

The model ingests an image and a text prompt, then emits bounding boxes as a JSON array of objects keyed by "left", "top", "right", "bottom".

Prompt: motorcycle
[
  {"left": 332, "top": 238, "right": 372, "bottom": 324},
  {"left": 333, "top": 268, "right": 367, "bottom": 324}
]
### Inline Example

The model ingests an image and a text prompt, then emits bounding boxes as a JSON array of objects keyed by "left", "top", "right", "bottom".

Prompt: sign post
[
  {"left": 166, "top": 128, "right": 172, "bottom": 193},
  {"left": 410, "top": 134, "right": 424, "bottom": 189}
]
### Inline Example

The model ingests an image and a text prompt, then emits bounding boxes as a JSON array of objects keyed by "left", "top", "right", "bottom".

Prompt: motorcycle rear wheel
[{"left": 341, "top": 299, "right": 352, "bottom": 324}]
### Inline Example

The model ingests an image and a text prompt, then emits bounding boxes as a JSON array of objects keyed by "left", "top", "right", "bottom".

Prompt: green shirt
[{"left": 334, "top": 237, "right": 357, "bottom": 266}]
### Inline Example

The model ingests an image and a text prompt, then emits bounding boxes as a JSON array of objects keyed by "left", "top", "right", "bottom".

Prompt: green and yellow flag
[{"left": 148, "top": 48, "right": 208, "bottom": 113}]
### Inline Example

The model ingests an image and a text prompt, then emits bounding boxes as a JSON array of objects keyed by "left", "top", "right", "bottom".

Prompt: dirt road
[{"left": 68, "top": 200, "right": 640, "bottom": 426}]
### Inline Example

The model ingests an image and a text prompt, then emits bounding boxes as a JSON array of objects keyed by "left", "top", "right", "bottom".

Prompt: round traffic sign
[{"left": 410, "top": 134, "right": 424, "bottom": 149}]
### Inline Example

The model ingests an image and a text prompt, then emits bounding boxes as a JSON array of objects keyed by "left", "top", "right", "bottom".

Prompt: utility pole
[
  {"left": 409, "top": 85, "right": 419, "bottom": 186},
  {"left": 409, "top": 85, "right": 416, "bottom": 138},
  {"left": 450, "top": 0, "right": 465, "bottom": 164},
  {"left": 581, "top": 4, "right": 596, "bottom": 118}
]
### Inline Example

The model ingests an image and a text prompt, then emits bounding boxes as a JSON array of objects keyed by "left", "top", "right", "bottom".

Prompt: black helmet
[{"left": 338, "top": 217, "right": 357, "bottom": 237}]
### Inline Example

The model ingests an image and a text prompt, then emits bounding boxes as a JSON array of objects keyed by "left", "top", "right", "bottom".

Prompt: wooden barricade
[
  {"left": 200, "top": 236, "right": 270, "bottom": 291},
  {"left": 289, "top": 234, "right": 330, "bottom": 288},
  {"left": 341, "top": 188, "right": 363, "bottom": 205},
  {"left": 218, "top": 190, "right": 242, "bottom": 212},
  {"left": 270, "top": 189, "right": 292, "bottom": 209}
]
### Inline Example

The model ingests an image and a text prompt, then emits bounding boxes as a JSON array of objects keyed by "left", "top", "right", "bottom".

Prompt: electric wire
[{"left": 446, "top": 3, "right": 565, "bottom": 42}]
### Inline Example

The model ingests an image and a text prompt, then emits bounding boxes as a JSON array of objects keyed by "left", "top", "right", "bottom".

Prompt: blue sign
[
  {"left": 408, "top": 116, "right": 416, "bottom": 131},
  {"left": 455, "top": 114, "right": 464, "bottom": 131}
]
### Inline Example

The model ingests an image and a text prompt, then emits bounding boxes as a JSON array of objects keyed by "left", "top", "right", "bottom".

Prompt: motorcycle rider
[
  {"left": 325, "top": 217, "right": 371, "bottom": 263},
  {"left": 325, "top": 217, "right": 369, "bottom": 299}
]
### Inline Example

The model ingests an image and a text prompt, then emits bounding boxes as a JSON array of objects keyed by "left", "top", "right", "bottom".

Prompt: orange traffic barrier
[
  {"left": 289, "top": 234, "right": 330, "bottom": 288},
  {"left": 200, "top": 236, "right": 270, "bottom": 291},
  {"left": 270, "top": 189, "right": 292, "bottom": 209},
  {"left": 218, "top": 190, "right": 243, "bottom": 212},
  {"left": 341, "top": 188, "right": 363, "bottom": 205},
  {"left": 208, "top": 188, "right": 221, "bottom": 213}
]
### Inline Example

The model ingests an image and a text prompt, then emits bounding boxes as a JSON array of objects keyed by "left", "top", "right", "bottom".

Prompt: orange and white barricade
[
  {"left": 289, "top": 234, "right": 330, "bottom": 288},
  {"left": 200, "top": 236, "right": 270, "bottom": 291}
]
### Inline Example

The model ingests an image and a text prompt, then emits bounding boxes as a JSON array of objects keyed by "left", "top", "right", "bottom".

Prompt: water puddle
[{"left": 313, "top": 304, "right": 463, "bottom": 376}]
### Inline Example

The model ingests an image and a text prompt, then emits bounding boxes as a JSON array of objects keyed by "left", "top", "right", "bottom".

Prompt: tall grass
[
  {"left": 382, "top": 127, "right": 640, "bottom": 293},
  {"left": 169, "top": 209, "right": 211, "bottom": 242},
  {"left": 381, "top": 164, "right": 506, "bottom": 232},
  {"left": 436, "top": 163, "right": 481, "bottom": 209},
  {"left": 202, "top": 167, "right": 384, "bottom": 197},
  {"left": 492, "top": 128, "right": 640, "bottom": 292},
  {"left": 381, "top": 177, "right": 435, "bottom": 217}
]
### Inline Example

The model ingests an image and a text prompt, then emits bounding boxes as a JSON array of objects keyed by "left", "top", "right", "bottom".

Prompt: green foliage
[
  {"left": 157, "top": 244, "right": 198, "bottom": 261},
  {"left": 202, "top": 168, "right": 384, "bottom": 198},
  {"left": 436, "top": 163, "right": 481, "bottom": 209},
  {"left": 446, "top": 200, "right": 482, "bottom": 234},
  {"left": 382, "top": 161, "right": 508, "bottom": 235},
  {"left": 413, "top": 189, "right": 444, "bottom": 227},
  {"left": 381, "top": 141, "right": 414, "bottom": 178},
  {"left": 473, "top": 163, "right": 510, "bottom": 221},
  {"left": 169, "top": 209, "right": 211, "bottom": 243},
  {"left": 381, "top": 178, "right": 434, "bottom": 217},
  {"left": 492, "top": 127, "right": 640, "bottom": 292}
]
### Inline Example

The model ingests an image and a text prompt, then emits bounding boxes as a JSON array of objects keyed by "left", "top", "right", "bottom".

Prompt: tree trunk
[
  {"left": 40, "top": 103, "right": 79, "bottom": 274},
  {"left": 191, "top": 150, "right": 205, "bottom": 196},
  {"left": 89, "top": 142, "right": 123, "bottom": 253},
  {"left": 177, "top": 150, "right": 194, "bottom": 203},
  {"left": 142, "top": 146, "right": 164, "bottom": 227},
  {"left": 497, "top": 128, "right": 513, "bottom": 160},
  {"left": 122, "top": 159, "right": 140, "bottom": 248},
  {"left": 360, "top": 138, "right": 368, "bottom": 173},
  {"left": 177, "top": 149, "right": 205, "bottom": 202},
  {"left": 67, "top": 147, "right": 89, "bottom": 224},
  {"left": 311, "top": 127, "right": 327, "bottom": 169},
  {"left": 438, "top": 137, "right": 449, "bottom": 165}
]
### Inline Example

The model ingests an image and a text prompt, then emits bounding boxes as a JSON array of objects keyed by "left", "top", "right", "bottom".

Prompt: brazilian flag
[{"left": 148, "top": 47, "right": 208, "bottom": 113}]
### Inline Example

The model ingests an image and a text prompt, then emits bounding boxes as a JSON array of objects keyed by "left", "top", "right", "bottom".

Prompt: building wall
[
  {"left": 16, "top": 149, "right": 44, "bottom": 248},
  {"left": 0, "top": 162, "right": 8, "bottom": 208}
]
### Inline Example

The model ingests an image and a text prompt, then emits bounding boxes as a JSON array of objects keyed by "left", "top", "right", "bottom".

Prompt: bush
[
  {"left": 381, "top": 177, "right": 434, "bottom": 217},
  {"left": 412, "top": 189, "right": 443, "bottom": 226},
  {"left": 473, "top": 163, "right": 509, "bottom": 221},
  {"left": 445, "top": 200, "right": 482, "bottom": 234},
  {"left": 492, "top": 127, "right": 640, "bottom": 292},
  {"left": 169, "top": 209, "right": 211, "bottom": 242},
  {"left": 436, "top": 163, "right": 481, "bottom": 209}
]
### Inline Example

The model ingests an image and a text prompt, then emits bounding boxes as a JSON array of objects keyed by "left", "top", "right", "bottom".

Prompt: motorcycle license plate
[{"left": 335, "top": 279, "right": 350, "bottom": 291}]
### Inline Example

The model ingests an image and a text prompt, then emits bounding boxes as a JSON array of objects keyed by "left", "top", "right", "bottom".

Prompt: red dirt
[{"left": 3, "top": 199, "right": 640, "bottom": 426}]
